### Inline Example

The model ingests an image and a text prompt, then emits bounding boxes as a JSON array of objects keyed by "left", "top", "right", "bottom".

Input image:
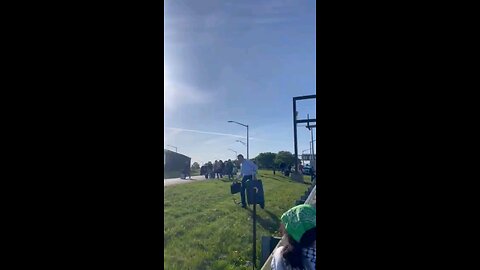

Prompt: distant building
[{"left": 164, "top": 149, "right": 191, "bottom": 178}]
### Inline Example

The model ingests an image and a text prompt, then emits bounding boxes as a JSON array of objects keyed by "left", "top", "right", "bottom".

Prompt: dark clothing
[
  {"left": 225, "top": 162, "right": 233, "bottom": 172},
  {"left": 225, "top": 162, "right": 234, "bottom": 180},
  {"left": 219, "top": 162, "right": 225, "bottom": 178},
  {"left": 183, "top": 165, "right": 191, "bottom": 179},
  {"left": 240, "top": 175, "right": 253, "bottom": 207},
  {"left": 214, "top": 162, "right": 222, "bottom": 179},
  {"left": 206, "top": 164, "right": 213, "bottom": 179}
]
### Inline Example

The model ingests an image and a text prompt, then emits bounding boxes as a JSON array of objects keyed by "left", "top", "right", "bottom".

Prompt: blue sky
[{"left": 164, "top": 0, "right": 316, "bottom": 165}]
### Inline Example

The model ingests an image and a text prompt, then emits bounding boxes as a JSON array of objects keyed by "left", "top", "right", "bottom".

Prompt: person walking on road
[
  {"left": 225, "top": 159, "right": 234, "bottom": 180},
  {"left": 200, "top": 164, "right": 207, "bottom": 179},
  {"left": 206, "top": 161, "right": 214, "bottom": 179},
  {"left": 182, "top": 161, "right": 191, "bottom": 180},
  {"left": 219, "top": 160, "right": 225, "bottom": 178},
  {"left": 214, "top": 160, "right": 220, "bottom": 179}
]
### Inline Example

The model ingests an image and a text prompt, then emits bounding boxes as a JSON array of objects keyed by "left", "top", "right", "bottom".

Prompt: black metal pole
[
  {"left": 252, "top": 187, "right": 256, "bottom": 269},
  {"left": 311, "top": 128, "right": 315, "bottom": 183},
  {"left": 310, "top": 139, "right": 314, "bottom": 182},
  {"left": 293, "top": 98, "right": 298, "bottom": 173},
  {"left": 247, "top": 125, "right": 249, "bottom": 160}
]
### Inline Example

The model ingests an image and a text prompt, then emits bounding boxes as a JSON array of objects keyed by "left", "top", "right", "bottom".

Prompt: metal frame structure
[{"left": 293, "top": 94, "right": 316, "bottom": 174}]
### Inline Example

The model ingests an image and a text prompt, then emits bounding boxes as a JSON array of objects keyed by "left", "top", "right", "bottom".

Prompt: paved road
[{"left": 164, "top": 175, "right": 209, "bottom": 187}]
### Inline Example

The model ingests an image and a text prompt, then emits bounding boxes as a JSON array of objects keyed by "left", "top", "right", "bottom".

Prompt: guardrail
[{"left": 260, "top": 184, "right": 316, "bottom": 270}]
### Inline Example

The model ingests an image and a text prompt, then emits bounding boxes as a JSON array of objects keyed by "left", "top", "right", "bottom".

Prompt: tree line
[
  {"left": 190, "top": 151, "right": 300, "bottom": 170},
  {"left": 252, "top": 151, "right": 300, "bottom": 169}
]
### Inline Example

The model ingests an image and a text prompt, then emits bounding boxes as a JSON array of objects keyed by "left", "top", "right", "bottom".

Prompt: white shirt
[{"left": 240, "top": 159, "right": 258, "bottom": 176}]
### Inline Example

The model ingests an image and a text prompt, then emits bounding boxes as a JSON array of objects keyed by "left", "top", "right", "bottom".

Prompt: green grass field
[{"left": 164, "top": 170, "right": 312, "bottom": 269}]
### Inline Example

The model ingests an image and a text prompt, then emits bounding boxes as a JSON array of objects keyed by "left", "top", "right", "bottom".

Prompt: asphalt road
[{"left": 164, "top": 175, "right": 208, "bottom": 187}]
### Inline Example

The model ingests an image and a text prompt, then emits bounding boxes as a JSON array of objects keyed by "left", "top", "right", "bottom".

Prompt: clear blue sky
[{"left": 164, "top": 0, "right": 316, "bottom": 165}]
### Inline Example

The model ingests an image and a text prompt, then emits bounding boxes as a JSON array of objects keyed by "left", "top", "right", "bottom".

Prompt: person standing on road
[
  {"left": 237, "top": 154, "right": 258, "bottom": 209},
  {"left": 207, "top": 161, "right": 214, "bottom": 179},
  {"left": 182, "top": 161, "right": 191, "bottom": 180},
  {"left": 225, "top": 159, "right": 234, "bottom": 180},
  {"left": 200, "top": 164, "right": 207, "bottom": 179},
  {"left": 219, "top": 160, "right": 225, "bottom": 178},
  {"left": 214, "top": 160, "right": 220, "bottom": 179}
]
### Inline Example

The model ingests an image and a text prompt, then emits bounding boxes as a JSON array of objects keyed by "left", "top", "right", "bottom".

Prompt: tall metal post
[
  {"left": 228, "top": 120, "right": 249, "bottom": 159},
  {"left": 247, "top": 125, "right": 249, "bottom": 160},
  {"left": 252, "top": 188, "right": 256, "bottom": 269},
  {"left": 311, "top": 128, "right": 315, "bottom": 166},
  {"left": 308, "top": 114, "right": 315, "bottom": 182},
  {"left": 293, "top": 98, "right": 298, "bottom": 172}
]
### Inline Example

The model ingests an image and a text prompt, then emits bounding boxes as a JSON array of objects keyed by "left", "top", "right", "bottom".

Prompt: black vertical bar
[
  {"left": 253, "top": 188, "right": 256, "bottom": 269},
  {"left": 247, "top": 125, "right": 249, "bottom": 160},
  {"left": 310, "top": 116, "right": 314, "bottom": 183},
  {"left": 311, "top": 128, "right": 315, "bottom": 173},
  {"left": 307, "top": 114, "right": 313, "bottom": 182},
  {"left": 293, "top": 98, "right": 298, "bottom": 173}
]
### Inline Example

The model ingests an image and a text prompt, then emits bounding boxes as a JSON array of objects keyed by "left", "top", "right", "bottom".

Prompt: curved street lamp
[
  {"left": 235, "top": 140, "right": 246, "bottom": 146},
  {"left": 228, "top": 120, "right": 249, "bottom": 159},
  {"left": 228, "top": 148, "right": 238, "bottom": 158}
]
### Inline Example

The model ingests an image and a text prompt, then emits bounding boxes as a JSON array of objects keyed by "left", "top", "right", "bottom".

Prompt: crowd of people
[
  {"left": 277, "top": 162, "right": 293, "bottom": 176},
  {"left": 199, "top": 159, "right": 238, "bottom": 180}
]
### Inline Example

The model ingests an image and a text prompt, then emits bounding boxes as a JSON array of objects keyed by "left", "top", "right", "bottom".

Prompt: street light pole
[
  {"left": 228, "top": 148, "right": 237, "bottom": 158},
  {"left": 228, "top": 121, "right": 249, "bottom": 160},
  {"left": 235, "top": 140, "right": 248, "bottom": 158},
  {"left": 247, "top": 125, "right": 249, "bottom": 160},
  {"left": 310, "top": 130, "right": 315, "bottom": 168},
  {"left": 228, "top": 120, "right": 252, "bottom": 268},
  {"left": 236, "top": 140, "right": 246, "bottom": 146}
]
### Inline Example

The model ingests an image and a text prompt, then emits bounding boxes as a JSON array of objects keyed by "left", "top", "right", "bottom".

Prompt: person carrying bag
[{"left": 236, "top": 154, "right": 258, "bottom": 209}]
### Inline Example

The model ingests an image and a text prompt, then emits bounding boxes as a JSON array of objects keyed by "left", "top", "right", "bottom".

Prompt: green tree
[
  {"left": 254, "top": 152, "right": 277, "bottom": 169},
  {"left": 274, "top": 151, "right": 296, "bottom": 168},
  {"left": 191, "top": 162, "right": 200, "bottom": 170}
]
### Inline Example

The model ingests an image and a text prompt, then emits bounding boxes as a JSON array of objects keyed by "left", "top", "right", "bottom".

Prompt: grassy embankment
[{"left": 164, "top": 170, "right": 312, "bottom": 269}]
